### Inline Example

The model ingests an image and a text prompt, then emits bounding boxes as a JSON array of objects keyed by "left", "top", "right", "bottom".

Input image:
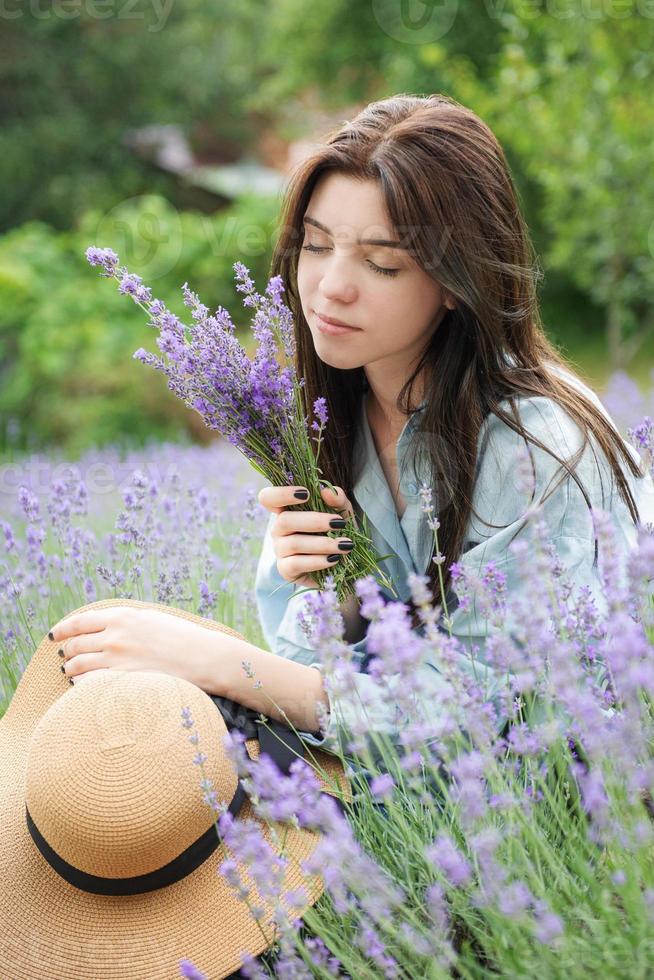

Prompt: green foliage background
[
  {"left": 1, "top": 0, "right": 653, "bottom": 459},
  {"left": 0, "top": 194, "right": 279, "bottom": 455}
]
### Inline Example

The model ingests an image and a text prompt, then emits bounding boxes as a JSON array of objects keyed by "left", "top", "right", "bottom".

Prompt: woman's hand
[
  {"left": 50, "top": 606, "right": 220, "bottom": 690},
  {"left": 257, "top": 484, "right": 357, "bottom": 589}
]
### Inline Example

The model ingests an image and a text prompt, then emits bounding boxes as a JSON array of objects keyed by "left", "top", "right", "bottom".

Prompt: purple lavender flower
[
  {"left": 533, "top": 908, "right": 564, "bottom": 945},
  {"left": 85, "top": 246, "right": 119, "bottom": 276},
  {"left": 426, "top": 832, "right": 473, "bottom": 887},
  {"left": 303, "top": 936, "right": 343, "bottom": 977},
  {"left": 572, "top": 760, "right": 609, "bottom": 824},
  {"left": 497, "top": 879, "right": 535, "bottom": 917},
  {"left": 478, "top": 560, "right": 507, "bottom": 622},
  {"left": 237, "top": 951, "right": 270, "bottom": 980},
  {"left": 18, "top": 486, "right": 40, "bottom": 523},
  {"left": 448, "top": 561, "right": 473, "bottom": 614},
  {"left": 627, "top": 416, "right": 654, "bottom": 483},
  {"left": 370, "top": 773, "right": 395, "bottom": 800},
  {"left": 311, "top": 396, "right": 329, "bottom": 432},
  {"left": 86, "top": 245, "right": 395, "bottom": 603},
  {"left": 178, "top": 961, "right": 208, "bottom": 980},
  {"left": 118, "top": 271, "right": 152, "bottom": 305}
]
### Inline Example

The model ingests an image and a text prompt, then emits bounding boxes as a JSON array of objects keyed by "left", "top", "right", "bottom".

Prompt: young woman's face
[{"left": 296, "top": 172, "right": 454, "bottom": 382}]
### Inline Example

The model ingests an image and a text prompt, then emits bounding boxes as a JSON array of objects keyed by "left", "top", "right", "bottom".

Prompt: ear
[{"left": 444, "top": 291, "right": 456, "bottom": 311}]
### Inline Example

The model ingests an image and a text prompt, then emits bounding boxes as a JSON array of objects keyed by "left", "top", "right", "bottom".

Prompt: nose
[{"left": 317, "top": 253, "right": 358, "bottom": 304}]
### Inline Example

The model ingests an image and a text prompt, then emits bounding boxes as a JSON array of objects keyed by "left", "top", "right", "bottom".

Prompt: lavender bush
[
  {"left": 85, "top": 246, "right": 396, "bottom": 605},
  {"left": 1, "top": 369, "right": 653, "bottom": 977},
  {"left": 0, "top": 439, "right": 272, "bottom": 703},
  {"left": 176, "top": 493, "right": 654, "bottom": 978}
]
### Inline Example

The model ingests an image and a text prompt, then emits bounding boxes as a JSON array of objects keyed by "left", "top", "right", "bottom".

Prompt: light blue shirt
[{"left": 254, "top": 366, "right": 654, "bottom": 756}]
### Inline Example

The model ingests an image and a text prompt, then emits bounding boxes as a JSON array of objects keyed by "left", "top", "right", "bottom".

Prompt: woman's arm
[
  {"left": 201, "top": 628, "right": 330, "bottom": 736},
  {"left": 202, "top": 593, "right": 370, "bottom": 737},
  {"left": 206, "top": 630, "right": 329, "bottom": 732}
]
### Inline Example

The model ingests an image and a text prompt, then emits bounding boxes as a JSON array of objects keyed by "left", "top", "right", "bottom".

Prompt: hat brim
[{"left": 0, "top": 599, "right": 351, "bottom": 979}]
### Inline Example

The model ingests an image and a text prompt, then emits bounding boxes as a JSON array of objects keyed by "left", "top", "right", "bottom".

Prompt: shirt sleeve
[
  {"left": 458, "top": 394, "right": 645, "bottom": 601},
  {"left": 446, "top": 395, "right": 654, "bottom": 724}
]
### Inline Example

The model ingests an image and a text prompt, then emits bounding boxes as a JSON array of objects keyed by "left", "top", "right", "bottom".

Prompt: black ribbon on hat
[{"left": 25, "top": 693, "right": 345, "bottom": 897}]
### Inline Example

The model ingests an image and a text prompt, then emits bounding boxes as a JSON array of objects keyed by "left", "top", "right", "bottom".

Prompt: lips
[{"left": 314, "top": 311, "right": 360, "bottom": 330}]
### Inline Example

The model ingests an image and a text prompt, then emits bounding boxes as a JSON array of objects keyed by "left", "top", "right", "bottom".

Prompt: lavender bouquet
[{"left": 85, "top": 246, "right": 397, "bottom": 603}]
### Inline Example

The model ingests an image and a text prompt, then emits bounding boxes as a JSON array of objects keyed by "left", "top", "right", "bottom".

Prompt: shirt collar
[{"left": 351, "top": 393, "right": 433, "bottom": 584}]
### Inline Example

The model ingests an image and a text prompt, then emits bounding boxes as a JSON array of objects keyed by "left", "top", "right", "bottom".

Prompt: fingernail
[
  {"left": 48, "top": 631, "right": 54, "bottom": 641},
  {"left": 327, "top": 554, "right": 341, "bottom": 563},
  {"left": 329, "top": 518, "right": 346, "bottom": 529},
  {"left": 294, "top": 490, "right": 309, "bottom": 500},
  {"left": 69, "top": 678, "right": 74, "bottom": 686},
  {"left": 60, "top": 664, "right": 66, "bottom": 674},
  {"left": 57, "top": 649, "right": 64, "bottom": 658},
  {"left": 338, "top": 540, "right": 354, "bottom": 552}
]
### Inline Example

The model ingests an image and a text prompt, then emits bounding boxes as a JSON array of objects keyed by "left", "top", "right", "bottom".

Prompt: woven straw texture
[{"left": 0, "top": 598, "right": 351, "bottom": 979}]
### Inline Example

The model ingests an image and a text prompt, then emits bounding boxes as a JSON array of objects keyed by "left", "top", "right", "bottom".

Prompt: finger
[
  {"left": 278, "top": 552, "right": 344, "bottom": 582},
  {"left": 276, "top": 533, "right": 353, "bottom": 559},
  {"left": 273, "top": 509, "right": 351, "bottom": 536},
  {"left": 320, "top": 485, "right": 354, "bottom": 518},
  {"left": 50, "top": 611, "right": 109, "bottom": 643},
  {"left": 258, "top": 486, "right": 310, "bottom": 514},
  {"left": 61, "top": 634, "right": 107, "bottom": 662},
  {"left": 64, "top": 652, "right": 104, "bottom": 681}
]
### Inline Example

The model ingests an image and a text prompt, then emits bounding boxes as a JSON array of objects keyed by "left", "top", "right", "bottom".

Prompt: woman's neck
[
  {"left": 364, "top": 388, "right": 417, "bottom": 450},
  {"left": 364, "top": 375, "right": 425, "bottom": 430}
]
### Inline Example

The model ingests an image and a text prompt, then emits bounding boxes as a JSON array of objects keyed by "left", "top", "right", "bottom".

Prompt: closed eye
[{"left": 300, "top": 243, "right": 400, "bottom": 278}]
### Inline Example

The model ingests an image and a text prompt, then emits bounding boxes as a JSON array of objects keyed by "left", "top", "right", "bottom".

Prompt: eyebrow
[{"left": 302, "top": 215, "right": 407, "bottom": 249}]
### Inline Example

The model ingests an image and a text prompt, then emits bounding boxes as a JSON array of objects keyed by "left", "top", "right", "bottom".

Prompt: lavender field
[
  {"left": 0, "top": 439, "right": 268, "bottom": 708},
  {"left": 1, "top": 371, "right": 654, "bottom": 979}
]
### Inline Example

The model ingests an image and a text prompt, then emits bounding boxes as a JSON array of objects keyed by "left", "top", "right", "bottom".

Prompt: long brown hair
[{"left": 270, "top": 93, "right": 644, "bottom": 629}]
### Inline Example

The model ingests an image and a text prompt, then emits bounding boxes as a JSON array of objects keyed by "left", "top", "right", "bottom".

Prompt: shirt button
[{"left": 407, "top": 482, "right": 418, "bottom": 494}]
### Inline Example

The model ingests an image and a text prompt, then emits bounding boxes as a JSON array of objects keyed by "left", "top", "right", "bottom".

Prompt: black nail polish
[
  {"left": 329, "top": 518, "right": 346, "bottom": 529},
  {"left": 60, "top": 664, "right": 66, "bottom": 674},
  {"left": 294, "top": 490, "right": 309, "bottom": 500},
  {"left": 69, "top": 678, "right": 74, "bottom": 685},
  {"left": 48, "top": 631, "right": 54, "bottom": 641},
  {"left": 327, "top": 554, "right": 341, "bottom": 563},
  {"left": 338, "top": 540, "right": 354, "bottom": 552},
  {"left": 58, "top": 649, "right": 64, "bottom": 658}
]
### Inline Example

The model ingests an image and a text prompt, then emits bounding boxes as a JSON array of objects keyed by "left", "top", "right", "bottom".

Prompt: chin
[{"left": 315, "top": 351, "right": 357, "bottom": 370}]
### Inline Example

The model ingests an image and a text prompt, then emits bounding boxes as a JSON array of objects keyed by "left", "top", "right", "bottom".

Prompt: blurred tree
[
  {"left": 0, "top": 0, "right": 263, "bottom": 232},
  {"left": 232, "top": 0, "right": 504, "bottom": 121},
  {"left": 429, "top": 5, "right": 654, "bottom": 370}
]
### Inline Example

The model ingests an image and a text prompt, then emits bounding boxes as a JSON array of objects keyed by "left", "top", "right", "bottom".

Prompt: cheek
[
  {"left": 296, "top": 272, "right": 316, "bottom": 325},
  {"left": 296, "top": 258, "right": 313, "bottom": 302},
  {"left": 374, "top": 284, "right": 414, "bottom": 323},
  {"left": 296, "top": 265, "right": 317, "bottom": 336}
]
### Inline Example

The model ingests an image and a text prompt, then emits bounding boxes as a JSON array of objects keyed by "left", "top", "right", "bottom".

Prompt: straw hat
[{"left": 0, "top": 598, "right": 351, "bottom": 979}]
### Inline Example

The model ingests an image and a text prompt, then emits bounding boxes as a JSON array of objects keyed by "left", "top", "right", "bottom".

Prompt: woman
[
  {"left": 254, "top": 92, "right": 654, "bottom": 758},
  {"left": 54, "top": 93, "right": 652, "bottom": 769}
]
